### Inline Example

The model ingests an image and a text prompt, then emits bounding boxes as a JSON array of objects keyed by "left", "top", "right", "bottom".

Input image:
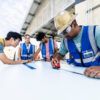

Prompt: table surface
[{"left": 0, "top": 61, "right": 100, "bottom": 100}]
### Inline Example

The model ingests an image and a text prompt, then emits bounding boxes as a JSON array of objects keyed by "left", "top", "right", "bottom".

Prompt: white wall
[{"left": 75, "top": 0, "right": 100, "bottom": 25}]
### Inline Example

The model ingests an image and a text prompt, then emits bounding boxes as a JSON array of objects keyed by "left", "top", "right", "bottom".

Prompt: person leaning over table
[
  {"left": 51, "top": 11, "right": 100, "bottom": 78},
  {"left": 0, "top": 31, "right": 29, "bottom": 64},
  {"left": 34, "top": 32, "right": 58, "bottom": 62}
]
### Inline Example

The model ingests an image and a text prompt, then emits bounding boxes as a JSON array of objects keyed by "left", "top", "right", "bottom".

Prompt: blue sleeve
[
  {"left": 0, "top": 44, "right": 4, "bottom": 53},
  {"left": 58, "top": 39, "right": 68, "bottom": 55},
  {"left": 95, "top": 26, "right": 100, "bottom": 49}
]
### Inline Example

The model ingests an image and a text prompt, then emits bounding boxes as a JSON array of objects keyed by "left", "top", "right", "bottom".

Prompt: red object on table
[{"left": 52, "top": 61, "right": 60, "bottom": 69}]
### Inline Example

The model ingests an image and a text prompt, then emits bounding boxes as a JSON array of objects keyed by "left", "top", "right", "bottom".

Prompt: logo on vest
[{"left": 82, "top": 50, "right": 94, "bottom": 58}]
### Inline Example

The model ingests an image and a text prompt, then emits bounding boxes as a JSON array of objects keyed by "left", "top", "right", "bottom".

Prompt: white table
[{"left": 0, "top": 61, "right": 100, "bottom": 100}]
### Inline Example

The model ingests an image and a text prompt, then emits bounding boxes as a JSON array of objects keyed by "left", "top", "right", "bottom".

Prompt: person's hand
[
  {"left": 51, "top": 57, "right": 60, "bottom": 69},
  {"left": 34, "top": 55, "right": 40, "bottom": 61},
  {"left": 28, "top": 59, "right": 32, "bottom": 63},
  {"left": 16, "top": 59, "right": 32, "bottom": 64},
  {"left": 15, "top": 60, "right": 24, "bottom": 64},
  {"left": 51, "top": 57, "right": 58, "bottom": 66},
  {"left": 84, "top": 66, "right": 100, "bottom": 78},
  {"left": 46, "top": 58, "right": 50, "bottom": 62},
  {"left": 21, "top": 60, "right": 29, "bottom": 64}
]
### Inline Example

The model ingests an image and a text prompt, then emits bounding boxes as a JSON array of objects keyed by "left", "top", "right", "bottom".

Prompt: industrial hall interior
[{"left": 0, "top": 0, "right": 100, "bottom": 100}]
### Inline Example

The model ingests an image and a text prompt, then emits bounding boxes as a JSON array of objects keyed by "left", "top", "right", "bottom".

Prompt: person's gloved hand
[{"left": 84, "top": 66, "right": 100, "bottom": 78}]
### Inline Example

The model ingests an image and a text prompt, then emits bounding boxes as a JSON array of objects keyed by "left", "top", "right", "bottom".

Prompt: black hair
[
  {"left": 36, "top": 32, "right": 45, "bottom": 41},
  {"left": 5, "top": 31, "right": 22, "bottom": 41}
]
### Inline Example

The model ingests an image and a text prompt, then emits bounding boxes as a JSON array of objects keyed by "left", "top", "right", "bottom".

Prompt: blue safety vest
[
  {"left": 65, "top": 26, "right": 100, "bottom": 67},
  {"left": 21, "top": 43, "right": 35, "bottom": 60},
  {"left": 40, "top": 38, "right": 54, "bottom": 60}
]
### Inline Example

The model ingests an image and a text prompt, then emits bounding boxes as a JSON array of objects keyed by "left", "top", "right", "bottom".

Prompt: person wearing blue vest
[
  {"left": 18, "top": 34, "right": 35, "bottom": 62},
  {"left": 52, "top": 11, "right": 100, "bottom": 78},
  {"left": 34, "top": 32, "right": 58, "bottom": 61}
]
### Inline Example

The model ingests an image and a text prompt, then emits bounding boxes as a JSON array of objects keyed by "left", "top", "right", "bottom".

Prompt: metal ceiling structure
[
  {"left": 20, "top": 0, "right": 76, "bottom": 36},
  {"left": 75, "top": 0, "right": 85, "bottom": 4},
  {"left": 20, "top": 0, "right": 42, "bottom": 35},
  {"left": 39, "top": 20, "right": 57, "bottom": 33},
  {"left": 38, "top": 6, "right": 75, "bottom": 36},
  {"left": 38, "top": 0, "right": 87, "bottom": 35},
  {"left": 20, "top": 0, "right": 85, "bottom": 36},
  {"left": 37, "top": 3, "right": 75, "bottom": 35}
]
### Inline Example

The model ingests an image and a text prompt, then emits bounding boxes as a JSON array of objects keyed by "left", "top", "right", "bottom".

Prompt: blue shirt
[
  {"left": 59, "top": 26, "right": 100, "bottom": 55},
  {"left": 0, "top": 38, "right": 4, "bottom": 53}
]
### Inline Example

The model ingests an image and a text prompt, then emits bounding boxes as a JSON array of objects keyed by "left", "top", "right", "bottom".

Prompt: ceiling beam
[
  {"left": 42, "top": 26, "right": 57, "bottom": 32},
  {"left": 75, "top": 0, "right": 85, "bottom": 4},
  {"left": 34, "top": 0, "right": 41, "bottom": 5},
  {"left": 25, "top": 22, "right": 30, "bottom": 25},
  {"left": 86, "top": 4, "right": 100, "bottom": 13},
  {"left": 29, "top": 13, "right": 35, "bottom": 16},
  {"left": 22, "top": 28, "right": 27, "bottom": 30}
]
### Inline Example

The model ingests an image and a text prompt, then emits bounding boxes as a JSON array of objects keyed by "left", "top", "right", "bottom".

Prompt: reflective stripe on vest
[
  {"left": 21, "top": 43, "right": 35, "bottom": 60},
  {"left": 88, "top": 26, "right": 97, "bottom": 54},
  {"left": 40, "top": 38, "right": 54, "bottom": 59},
  {"left": 65, "top": 26, "right": 100, "bottom": 67}
]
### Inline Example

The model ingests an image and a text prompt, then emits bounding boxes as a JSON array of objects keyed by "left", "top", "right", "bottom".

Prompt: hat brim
[{"left": 57, "top": 15, "right": 76, "bottom": 35}]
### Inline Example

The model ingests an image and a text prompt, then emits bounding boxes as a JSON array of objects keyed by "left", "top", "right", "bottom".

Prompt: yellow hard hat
[{"left": 54, "top": 11, "right": 76, "bottom": 35}]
